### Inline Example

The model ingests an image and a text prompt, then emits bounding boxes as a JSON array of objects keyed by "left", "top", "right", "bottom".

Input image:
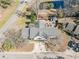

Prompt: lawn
[
  {"left": 0, "top": 0, "right": 19, "bottom": 28},
  {"left": 8, "top": 3, "right": 28, "bottom": 30}
]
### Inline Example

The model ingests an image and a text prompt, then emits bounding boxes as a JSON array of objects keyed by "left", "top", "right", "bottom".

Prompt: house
[{"left": 21, "top": 25, "right": 59, "bottom": 40}]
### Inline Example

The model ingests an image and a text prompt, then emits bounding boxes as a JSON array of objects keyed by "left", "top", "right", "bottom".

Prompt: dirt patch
[
  {"left": 10, "top": 43, "right": 34, "bottom": 52},
  {"left": 45, "top": 30, "right": 69, "bottom": 52}
]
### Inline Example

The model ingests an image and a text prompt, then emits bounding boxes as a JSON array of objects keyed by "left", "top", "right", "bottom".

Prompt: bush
[
  {"left": 2, "top": 39, "right": 13, "bottom": 51},
  {"left": 0, "top": 0, "right": 12, "bottom": 8}
]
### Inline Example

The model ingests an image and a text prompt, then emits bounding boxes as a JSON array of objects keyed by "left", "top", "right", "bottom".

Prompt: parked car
[
  {"left": 68, "top": 41, "right": 77, "bottom": 48},
  {"left": 73, "top": 43, "right": 79, "bottom": 52},
  {"left": 77, "top": 43, "right": 79, "bottom": 48},
  {"left": 73, "top": 47, "right": 79, "bottom": 52},
  {"left": 68, "top": 41, "right": 79, "bottom": 52}
]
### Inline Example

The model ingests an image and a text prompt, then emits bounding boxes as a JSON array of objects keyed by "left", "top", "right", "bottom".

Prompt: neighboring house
[
  {"left": 63, "top": 22, "right": 79, "bottom": 39},
  {"left": 64, "top": 23, "right": 76, "bottom": 32},
  {"left": 74, "top": 25, "right": 79, "bottom": 35}
]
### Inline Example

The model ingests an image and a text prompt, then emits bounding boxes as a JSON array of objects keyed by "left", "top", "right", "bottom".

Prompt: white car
[{"left": 34, "top": 36, "right": 47, "bottom": 41}]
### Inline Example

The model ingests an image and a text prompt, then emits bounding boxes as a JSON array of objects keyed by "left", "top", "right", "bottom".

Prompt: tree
[{"left": 30, "top": 11, "right": 37, "bottom": 23}]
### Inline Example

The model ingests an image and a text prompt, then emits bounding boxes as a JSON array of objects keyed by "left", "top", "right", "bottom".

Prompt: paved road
[
  {"left": 0, "top": 0, "right": 26, "bottom": 40},
  {"left": 0, "top": 53, "right": 36, "bottom": 59}
]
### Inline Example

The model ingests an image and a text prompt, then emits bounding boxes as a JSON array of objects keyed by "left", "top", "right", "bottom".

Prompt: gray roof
[
  {"left": 21, "top": 27, "right": 59, "bottom": 39},
  {"left": 44, "top": 27, "right": 59, "bottom": 38},
  {"left": 65, "top": 23, "right": 76, "bottom": 32},
  {"left": 21, "top": 28, "right": 29, "bottom": 39},
  {"left": 30, "top": 27, "right": 39, "bottom": 38},
  {"left": 74, "top": 25, "right": 79, "bottom": 35}
]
